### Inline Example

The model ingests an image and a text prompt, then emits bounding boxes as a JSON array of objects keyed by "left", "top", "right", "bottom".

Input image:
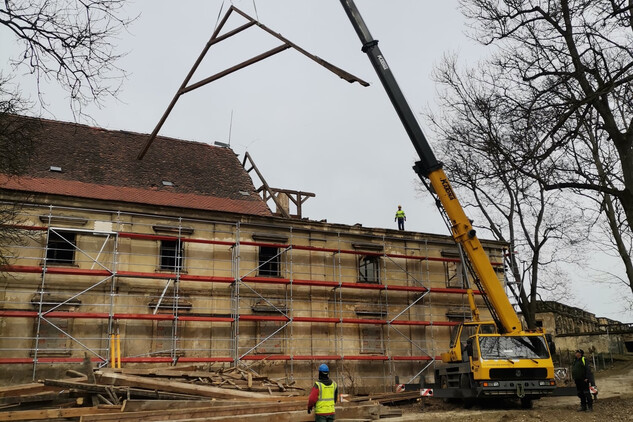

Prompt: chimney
[{"left": 276, "top": 192, "right": 290, "bottom": 216}]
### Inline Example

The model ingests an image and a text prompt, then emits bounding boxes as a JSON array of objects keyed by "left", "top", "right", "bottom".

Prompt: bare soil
[{"left": 389, "top": 360, "right": 633, "bottom": 421}]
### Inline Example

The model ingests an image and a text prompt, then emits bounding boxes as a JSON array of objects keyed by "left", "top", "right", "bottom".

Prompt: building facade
[
  {"left": 0, "top": 115, "right": 504, "bottom": 392},
  {"left": 535, "top": 301, "right": 633, "bottom": 358}
]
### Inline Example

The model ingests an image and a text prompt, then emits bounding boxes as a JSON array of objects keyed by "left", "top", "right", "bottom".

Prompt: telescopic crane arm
[{"left": 339, "top": 0, "right": 522, "bottom": 334}]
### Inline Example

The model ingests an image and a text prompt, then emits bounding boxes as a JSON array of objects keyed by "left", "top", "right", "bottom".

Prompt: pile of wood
[
  {"left": 0, "top": 364, "right": 406, "bottom": 421},
  {"left": 94, "top": 364, "right": 305, "bottom": 397}
]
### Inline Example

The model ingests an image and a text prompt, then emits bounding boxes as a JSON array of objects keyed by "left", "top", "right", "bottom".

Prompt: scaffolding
[{"left": 0, "top": 202, "right": 497, "bottom": 391}]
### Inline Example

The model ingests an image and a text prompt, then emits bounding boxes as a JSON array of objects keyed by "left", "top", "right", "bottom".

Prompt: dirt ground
[{"left": 389, "top": 360, "right": 633, "bottom": 421}]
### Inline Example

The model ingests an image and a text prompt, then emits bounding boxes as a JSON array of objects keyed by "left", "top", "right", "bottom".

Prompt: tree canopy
[
  {"left": 1, "top": 0, "right": 132, "bottom": 114},
  {"left": 430, "top": 0, "right": 633, "bottom": 319}
]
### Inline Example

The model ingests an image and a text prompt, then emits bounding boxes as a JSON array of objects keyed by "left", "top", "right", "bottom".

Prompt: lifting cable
[
  {"left": 214, "top": 0, "right": 227, "bottom": 32},
  {"left": 252, "top": 0, "right": 259, "bottom": 21}
]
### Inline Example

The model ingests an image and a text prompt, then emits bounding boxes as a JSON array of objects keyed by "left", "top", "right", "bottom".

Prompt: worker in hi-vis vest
[
  {"left": 395, "top": 205, "right": 406, "bottom": 231},
  {"left": 307, "top": 364, "right": 338, "bottom": 421}
]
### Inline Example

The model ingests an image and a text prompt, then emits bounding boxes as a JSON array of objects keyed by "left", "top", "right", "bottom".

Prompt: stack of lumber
[
  {"left": 0, "top": 365, "right": 405, "bottom": 421},
  {"left": 95, "top": 365, "right": 303, "bottom": 394}
]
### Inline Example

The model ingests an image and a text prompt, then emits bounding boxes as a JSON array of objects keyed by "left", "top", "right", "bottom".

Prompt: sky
[{"left": 1, "top": 0, "right": 631, "bottom": 322}]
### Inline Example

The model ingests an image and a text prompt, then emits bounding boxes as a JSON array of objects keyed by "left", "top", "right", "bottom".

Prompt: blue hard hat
[{"left": 318, "top": 364, "right": 329, "bottom": 372}]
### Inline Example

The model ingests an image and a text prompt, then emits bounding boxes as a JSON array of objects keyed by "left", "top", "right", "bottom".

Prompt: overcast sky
[{"left": 2, "top": 0, "right": 631, "bottom": 322}]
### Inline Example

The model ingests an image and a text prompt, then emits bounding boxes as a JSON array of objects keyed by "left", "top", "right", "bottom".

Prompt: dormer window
[{"left": 49, "top": 166, "right": 62, "bottom": 172}]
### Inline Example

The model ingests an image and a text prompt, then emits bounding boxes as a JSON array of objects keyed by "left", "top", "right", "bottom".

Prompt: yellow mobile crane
[{"left": 339, "top": 1, "right": 556, "bottom": 406}]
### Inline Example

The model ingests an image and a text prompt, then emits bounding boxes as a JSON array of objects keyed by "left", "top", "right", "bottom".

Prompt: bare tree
[
  {"left": 0, "top": 77, "right": 34, "bottom": 270},
  {"left": 570, "top": 107, "right": 633, "bottom": 297},
  {"left": 1, "top": 0, "right": 132, "bottom": 267},
  {"left": 428, "top": 57, "right": 587, "bottom": 327},
  {"left": 433, "top": 0, "right": 633, "bottom": 297},
  {"left": 0, "top": 77, "right": 33, "bottom": 175},
  {"left": 1, "top": 0, "right": 133, "bottom": 115}
]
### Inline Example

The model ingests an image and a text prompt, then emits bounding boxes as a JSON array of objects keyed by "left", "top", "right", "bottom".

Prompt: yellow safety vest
[
  {"left": 314, "top": 381, "right": 337, "bottom": 414},
  {"left": 395, "top": 210, "right": 406, "bottom": 219}
]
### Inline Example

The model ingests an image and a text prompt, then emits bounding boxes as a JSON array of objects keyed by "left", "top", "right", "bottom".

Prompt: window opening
[
  {"left": 358, "top": 255, "right": 380, "bottom": 283},
  {"left": 160, "top": 240, "right": 184, "bottom": 271},
  {"left": 46, "top": 231, "right": 77, "bottom": 264},
  {"left": 444, "top": 261, "right": 465, "bottom": 288},
  {"left": 258, "top": 246, "right": 280, "bottom": 277}
]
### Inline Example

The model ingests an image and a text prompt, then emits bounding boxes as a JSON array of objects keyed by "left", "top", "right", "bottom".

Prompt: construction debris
[{"left": 0, "top": 365, "right": 410, "bottom": 421}]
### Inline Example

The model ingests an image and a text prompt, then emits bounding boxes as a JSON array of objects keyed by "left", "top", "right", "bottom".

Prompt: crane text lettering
[{"left": 440, "top": 178, "right": 456, "bottom": 200}]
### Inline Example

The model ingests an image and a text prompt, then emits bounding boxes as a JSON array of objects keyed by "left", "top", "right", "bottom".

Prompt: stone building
[
  {"left": 0, "top": 115, "right": 504, "bottom": 391},
  {"left": 534, "top": 301, "right": 633, "bottom": 357}
]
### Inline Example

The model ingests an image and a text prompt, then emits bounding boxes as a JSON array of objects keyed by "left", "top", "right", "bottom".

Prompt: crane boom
[{"left": 339, "top": 0, "right": 522, "bottom": 334}]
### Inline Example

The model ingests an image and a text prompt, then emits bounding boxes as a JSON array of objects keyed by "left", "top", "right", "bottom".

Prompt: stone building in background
[{"left": 534, "top": 301, "right": 633, "bottom": 360}]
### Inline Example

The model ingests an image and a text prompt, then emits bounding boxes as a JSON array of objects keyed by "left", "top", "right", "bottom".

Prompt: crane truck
[{"left": 339, "top": 1, "right": 557, "bottom": 406}]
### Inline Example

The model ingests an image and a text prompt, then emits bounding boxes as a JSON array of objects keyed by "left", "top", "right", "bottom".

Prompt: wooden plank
[
  {"left": 0, "top": 392, "right": 72, "bottom": 406},
  {"left": 121, "top": 400, "right": 215, "bottom": 412},
  {"left": 100, "top": 366, "right": 198, "bottom": 376},
  {"left": 120, "top": 396, "right": 305, "bottom": 413},
  {"left": 337, "top": 404, "right": 381, "bottom": 421},
  {"left": 101, "top": 410, "right": 312, "bottom": 422},
  {"left": 97, "top": 368, "right": 296, "bottom": 391},
  {"left": 43, "top": 379, "right": 207, "bottom": 401},
  {"left": 96, "top": 372, "right": 278, "bottom": 400},
  {"left": 81, "top": 401, "right": 305, "bottom": 422},
  {"left": 0, "top": 374, "right": 88, "bottom": 399},
  {"left": 81, "top": 403, "right": 381, "bottom": 422},
  {"left": 373, "top": 391, "right": 421, "bottom": 404},
  {"left": 0, "top": 406, "right": 120, "bottom": 421},
  {"left": 379, "top": 407, "right": 404, "bottom": 417},
  {"left": 82, "top": 354, "right": 100, "bottom": 407},
  {"left": 0, "top": 383, "right": 59, "bottom": 398},
  {"left": 135, "top": 404, "right": 380, "bottom": 422},
  {"left": 161, "top": 410, "right": 311, "bottom": 422}
]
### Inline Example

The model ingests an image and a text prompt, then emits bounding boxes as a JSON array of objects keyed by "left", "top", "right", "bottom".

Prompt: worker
[
  {"left": 571, "top": 349, "right": 593, "bottom": 411},
  {"left": 307, "top": 363, "right": 338, "bottom": 421},
  {"left": 394, "top": 205, "right": 406, "bottom": 230}
]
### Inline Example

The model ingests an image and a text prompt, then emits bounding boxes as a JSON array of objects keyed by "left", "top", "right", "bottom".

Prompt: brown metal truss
[
  {"left": 138, "top": 6, "right": 369, "bottom": 160},
  {"left": 242, "top": 151, "right": 315, "bottom": 219}
]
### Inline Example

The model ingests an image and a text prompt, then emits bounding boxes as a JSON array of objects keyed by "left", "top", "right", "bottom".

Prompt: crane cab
[
  {"left": 442, "top": 321, "right": 497, "bottom": 363},
  {"left": 436, "top": 322, "right": 556, "bottom": 401}
]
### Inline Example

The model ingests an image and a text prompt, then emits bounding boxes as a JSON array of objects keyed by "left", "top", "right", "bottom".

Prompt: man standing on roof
[
  {"left": 395, "top": 205, "right": 406, "bottom": 231},
  {"left": 307, "top": 364, "right": 338, "bottom": 421},
  {"left": 572, "top": 349, "right": 593, "bottom": 412}
]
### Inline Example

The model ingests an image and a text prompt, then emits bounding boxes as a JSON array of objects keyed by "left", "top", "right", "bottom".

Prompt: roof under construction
[{"left": 0, "top": 115, "right": 272, "bottom": 217}]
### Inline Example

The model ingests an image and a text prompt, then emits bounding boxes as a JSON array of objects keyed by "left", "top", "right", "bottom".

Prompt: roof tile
[{"left": 0, "top": 115, "right": 272, "bottom": 216}]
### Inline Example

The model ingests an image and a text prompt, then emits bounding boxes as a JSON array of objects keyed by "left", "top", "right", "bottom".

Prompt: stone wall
[
  {"left": 535, "top": 301, "right": 633, "bottom": 357},
  {"left": 0, "top": 197, "right": 505, "bottom": 391}
]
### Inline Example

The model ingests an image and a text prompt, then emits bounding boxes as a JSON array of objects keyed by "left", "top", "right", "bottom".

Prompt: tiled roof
[{"left": 0, "top": 115, "right": 272, "bottom": 216}]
